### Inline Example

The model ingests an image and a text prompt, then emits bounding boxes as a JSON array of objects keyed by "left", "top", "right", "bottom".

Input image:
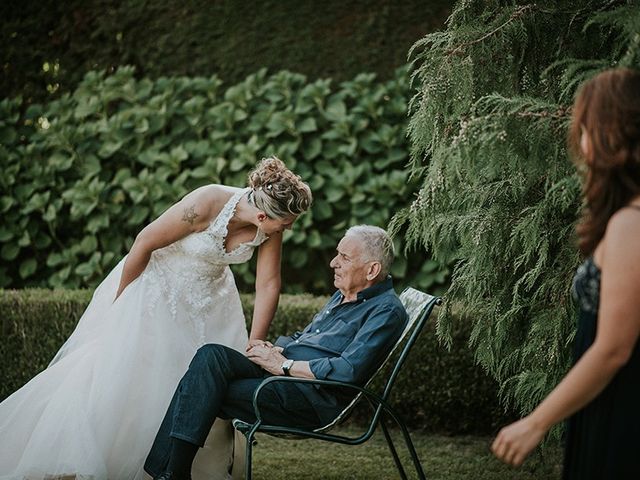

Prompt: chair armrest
[{"left": 250, "top": 375, "right": 387, "bottom": 423}]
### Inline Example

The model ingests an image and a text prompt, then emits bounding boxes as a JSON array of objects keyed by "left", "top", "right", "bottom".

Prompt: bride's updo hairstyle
[{"left": 247, "top": 156, "right": 313, "bottom": 219}]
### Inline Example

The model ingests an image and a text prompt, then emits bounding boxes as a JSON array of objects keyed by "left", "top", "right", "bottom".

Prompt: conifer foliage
[{"left": 392, "top": 0, "right": 640, "bottom": 416}]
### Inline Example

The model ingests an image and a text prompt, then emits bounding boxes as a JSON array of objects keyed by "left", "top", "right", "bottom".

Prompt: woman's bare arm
[
  {"left": 248, "top": 231, "right": 283, "bottom": 341},
  {"left": 114, "top": 187, "right": 218, "bottom": 299}
]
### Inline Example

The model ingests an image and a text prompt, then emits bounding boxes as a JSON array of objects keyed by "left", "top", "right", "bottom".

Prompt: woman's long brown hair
[{"left": 569, "top": 68, "right": 640, "bottom": 256}]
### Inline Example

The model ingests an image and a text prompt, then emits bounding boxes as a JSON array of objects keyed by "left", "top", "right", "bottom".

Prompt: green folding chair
[{"left": 233, "top": 287, "right": 442, "bottom": 480}]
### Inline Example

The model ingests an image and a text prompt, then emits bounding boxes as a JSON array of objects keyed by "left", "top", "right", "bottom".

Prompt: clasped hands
[{"left": 246, "top": 339, "right": 286, "bottom": 375}]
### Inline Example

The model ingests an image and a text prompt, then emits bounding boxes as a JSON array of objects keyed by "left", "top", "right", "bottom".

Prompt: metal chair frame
[{"left": 233, "top": 287, "right": 441, "bottom": 480}]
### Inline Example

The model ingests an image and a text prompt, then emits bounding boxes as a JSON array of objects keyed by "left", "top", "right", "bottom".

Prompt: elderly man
[{"left": 144, "top": 225, "right": 408, "bottom": 480}]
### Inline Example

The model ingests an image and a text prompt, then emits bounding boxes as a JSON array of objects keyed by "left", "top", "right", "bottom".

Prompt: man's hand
[{"left": 246, "top": 343, "right": 287, "bottom": 375}]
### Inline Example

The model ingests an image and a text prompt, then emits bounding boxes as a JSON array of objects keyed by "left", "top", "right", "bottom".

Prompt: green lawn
[{"left": 250, "top": 427, "right": 562, "bottom": 479}]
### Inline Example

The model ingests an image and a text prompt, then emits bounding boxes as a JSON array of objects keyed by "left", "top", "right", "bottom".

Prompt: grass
[{"left": 250, "top": 426, "right": 563, "bottom": 479}]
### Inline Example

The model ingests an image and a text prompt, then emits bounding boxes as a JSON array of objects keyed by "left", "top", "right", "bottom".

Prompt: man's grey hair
[{"left": 344, "top": 225, "right": 395, "bottom": 278}]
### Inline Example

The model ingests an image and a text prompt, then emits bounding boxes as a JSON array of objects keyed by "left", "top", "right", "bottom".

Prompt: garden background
[{"left": 2, "top": 0, "right": 640, "bottom": 478}]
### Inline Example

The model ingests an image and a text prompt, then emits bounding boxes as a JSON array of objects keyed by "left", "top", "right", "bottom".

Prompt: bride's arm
[
  {"left": 249, "top": 232, "right": 283, "bottom": 342},
  {"left": 114, "top": 187, "right": 216, "bottom": 300}
]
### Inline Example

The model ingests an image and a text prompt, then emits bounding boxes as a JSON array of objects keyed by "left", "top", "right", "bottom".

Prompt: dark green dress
[{"left": 563, "top": 256, "right": 640, "bottom": 479}]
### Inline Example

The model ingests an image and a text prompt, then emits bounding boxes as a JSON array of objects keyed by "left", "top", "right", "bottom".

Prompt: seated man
[{"left": 144, "top": 225, "right": 408, "bottom": 480}]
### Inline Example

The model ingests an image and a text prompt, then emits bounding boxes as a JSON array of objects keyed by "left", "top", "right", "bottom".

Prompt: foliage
[
  {"left": 0, "top": 288, "right": 92, "bottom": 398},
  {"left": 0, "top": 289, "right": 510, "bottom": 434},
  {"left": 0, "top": 0, "right": 452, "bottom": 105},
  {"left": 0, "top": 66, "right": 448, "bottom": 294},
  {"left": 391, "top": 0, "right": 640, "bottom": 419},
  {"left": 362, "top": 303, "right": 513, "bottom": 434}
]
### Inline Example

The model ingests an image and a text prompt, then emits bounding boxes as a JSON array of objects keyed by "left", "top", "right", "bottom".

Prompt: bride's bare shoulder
[{"left": 184, "top": 184, "right": 244, "bottom": 220}]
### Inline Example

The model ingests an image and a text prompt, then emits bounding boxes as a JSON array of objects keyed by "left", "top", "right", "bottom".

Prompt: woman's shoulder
[
  {"left": 190, "top": 184, "right": 244, "bottom": 200},
  {"left": 601, "top": 202, "right": 640, "bottom": 259},
  {"left": 185, "top": 184, "right": 245, "bottom": 219},
  {"left": 607, "top": 202, "right": 640, "bottom": 234}
]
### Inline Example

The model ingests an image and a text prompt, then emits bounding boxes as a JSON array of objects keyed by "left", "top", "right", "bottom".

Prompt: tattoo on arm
[{"left": 181, "top": 205, "right": 199, "bottom": 225}]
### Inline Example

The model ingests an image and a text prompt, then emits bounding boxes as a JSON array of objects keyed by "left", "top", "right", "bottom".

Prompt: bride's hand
[{"left": 246, "top": 339, "right": 273, "bottom": 352}]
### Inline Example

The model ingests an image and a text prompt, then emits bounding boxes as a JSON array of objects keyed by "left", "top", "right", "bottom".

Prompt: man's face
[{"left": 329, "top": 235, "right": 371, "bottom": 297}]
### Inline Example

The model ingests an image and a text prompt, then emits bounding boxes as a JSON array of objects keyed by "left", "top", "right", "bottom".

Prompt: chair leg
[
  {"left": 244, "top": 433, "right": 254, "bottom": 480},
  {"left": 380, "top": 406, "right": 426, "bottom": 479},
  {"left": 394, "top": 417, "right": 426, "bottom": 480},
  {"left": 380, "top": 419, "right": 408, "bottom": 480}
]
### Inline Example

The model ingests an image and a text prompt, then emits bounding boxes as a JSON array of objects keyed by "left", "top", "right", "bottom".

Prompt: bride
[{"left": 0, "top": 156, "right": 312, "bottom": 480}]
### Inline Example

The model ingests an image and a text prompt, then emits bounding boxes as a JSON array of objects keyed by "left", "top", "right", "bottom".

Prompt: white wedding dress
[{"left": 0, "top": 188, "right": 267, "bottom": 480}]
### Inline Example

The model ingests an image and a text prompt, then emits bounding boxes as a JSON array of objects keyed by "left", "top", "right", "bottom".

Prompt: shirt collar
[
  {"left": 334, "top": 275, "right": 393, "bottom": 302},
  {"left": 356, "top": 275, "right": 394, "bottom": 301},
  {"left": 332, "top": 276, "right": 394, "bottom": 304}
]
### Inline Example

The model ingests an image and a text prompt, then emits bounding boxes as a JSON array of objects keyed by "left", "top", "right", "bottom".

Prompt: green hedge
[
  {"left": 0, "top": 0, "right": 452, "bottom": 104},
  {"left": 0, "top": 289, "right": 512, "bottom": 434},
  {"left": 0, "top": 67, "right": 447, "bottom": 294}
]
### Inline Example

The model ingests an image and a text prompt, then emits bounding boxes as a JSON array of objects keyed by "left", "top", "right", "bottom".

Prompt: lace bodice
[
  {"left": 173, "top": 188, "right": 266, "bottom": 264},
  {"left": 140, "top": 188, "right": 268, "bottom": 341}
]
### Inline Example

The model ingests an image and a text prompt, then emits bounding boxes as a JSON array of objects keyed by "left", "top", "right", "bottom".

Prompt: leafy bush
[
  {"left": 0, "top": 66, "right": 447, "bottom": 294},
  {"left": 0, "top": 289, "right": 510, "bottom": 433}
]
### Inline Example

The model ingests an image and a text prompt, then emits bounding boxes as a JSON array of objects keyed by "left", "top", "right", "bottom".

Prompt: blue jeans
[{"left": 144, "top": 344, "right": 342, "bottom": 477}]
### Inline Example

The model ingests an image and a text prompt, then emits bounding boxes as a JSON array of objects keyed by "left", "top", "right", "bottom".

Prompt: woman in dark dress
[{"left": 492, "top": 68, "right": 640, "bottom": 478}]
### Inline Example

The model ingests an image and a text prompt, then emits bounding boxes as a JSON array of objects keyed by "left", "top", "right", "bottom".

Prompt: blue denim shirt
[{"left": 274, "top": 277, "right": 408, "bottom": 385}]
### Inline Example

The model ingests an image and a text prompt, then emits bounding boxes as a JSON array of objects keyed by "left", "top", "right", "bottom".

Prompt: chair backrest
[
  {"left": 315, "top": 287, "right": 441, "bottom": 432},
  {"left": 379, "top": 288, "right": 441, "bottom": 398}
]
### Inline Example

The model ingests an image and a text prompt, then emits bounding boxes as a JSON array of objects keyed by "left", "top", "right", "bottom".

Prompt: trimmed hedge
[
  {"left": 0, "top": 66, "right": 447, "bottom": 294},
  {"left": 0, "top": 0, "right": 452, "bottom": 104},
  {"left": 0, "top": 289, "right": 512, "bottom": 434}
]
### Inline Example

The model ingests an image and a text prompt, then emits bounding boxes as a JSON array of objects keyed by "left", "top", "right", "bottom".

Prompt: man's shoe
[{"left": 154, "top": 472, "right": 192, "bottom": 480}]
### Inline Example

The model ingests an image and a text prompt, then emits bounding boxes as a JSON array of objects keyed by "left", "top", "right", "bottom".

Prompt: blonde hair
[{"left": 247, "top": 156, "right": 312, "bottom": 219}]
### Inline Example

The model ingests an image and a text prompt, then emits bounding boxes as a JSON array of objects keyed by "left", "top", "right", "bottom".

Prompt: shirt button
[
  {"left": 325, "top": 310, "right": 329, "bottom": 314},
  {"left": 315, "top": 329, "right": 320, "bottom": 333},
  {"left": 295, "top": 340, "right": 299, "bottom": 343}
]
